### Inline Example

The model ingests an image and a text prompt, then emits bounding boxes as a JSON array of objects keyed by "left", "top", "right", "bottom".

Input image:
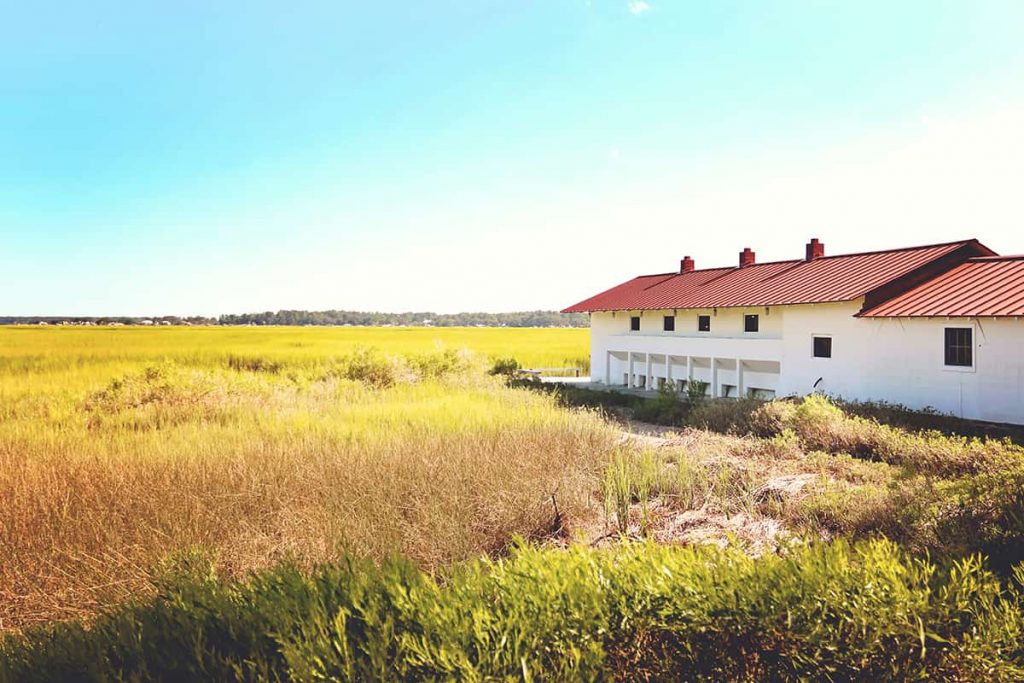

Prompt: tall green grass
[{"left": 2, "top": 540, "right": 1021, "bottom": 682}]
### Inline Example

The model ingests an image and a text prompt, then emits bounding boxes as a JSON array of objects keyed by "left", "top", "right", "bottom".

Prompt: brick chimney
[
  {"left": 805, "top": 238, "right": 825, "bottom": 261},
  {"left": 680, "top": 256, "right": 695, "bottom": 273},
  {"left": 739, "top": 247, "right": 756, "bottom": 268}
]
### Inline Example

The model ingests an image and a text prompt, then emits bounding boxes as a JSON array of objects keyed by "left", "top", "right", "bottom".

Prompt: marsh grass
[
  {"left": 602, "top": 449, "right": 660, "bottom": 535},
  {"left": 0, "top": 329, "right": 608, "bottom": 630}
]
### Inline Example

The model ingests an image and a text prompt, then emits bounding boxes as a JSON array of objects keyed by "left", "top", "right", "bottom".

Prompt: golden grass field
[
  {"left": 0, "top": 325, "right": 589, "bottom": 395},
  {"left": 0, "top": 326, "right": 604, "bottom": 630}
]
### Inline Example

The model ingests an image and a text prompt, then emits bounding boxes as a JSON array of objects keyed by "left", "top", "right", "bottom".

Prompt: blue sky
[{"left": 2, "top": 1, "right": 1024, "bottom": 315}]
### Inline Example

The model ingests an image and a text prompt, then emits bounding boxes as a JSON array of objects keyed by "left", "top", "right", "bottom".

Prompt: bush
[
  {"left": 325, "top": 348, "right": 404, "bottom": 388},
  {"left": 83, "top": 365, "right": 258, "bottom": 430},
  {"left": 407, "top": 349, "right": 470, "bottom": 380},
  {"left": 488, "top": 356, "right": 520, "bottom": 377},
  {"left": 788, "top": 478, "right": 938, "bottom": 549},
  {"left": 632, "top": 382, "right": 686, "bottom": 425},
  {"left": 3, "top": 540, "right": 1022, "bottom": 682},
  {"left": 753, "top": 395, "right": 1021, "bottom": 477},
  {"left": 838, "top": 399, "right": 1024, "bottom": 444},
  {"left": 684, "top": 379, "right": 709, "bottom": 405},
  {"left": 686, "top": 397, "right": 764, "bottom": 434},
  {"left": 937, "top": 462, "right": 1024, "bottom": 574},
  {"left": 514, "top": 381, "right": 643, "bottom": 411}
]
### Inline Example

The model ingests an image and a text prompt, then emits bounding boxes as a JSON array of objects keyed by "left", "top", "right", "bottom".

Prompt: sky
[{"left": 2, "top": 1, "right": 1024, "bottom": 316}]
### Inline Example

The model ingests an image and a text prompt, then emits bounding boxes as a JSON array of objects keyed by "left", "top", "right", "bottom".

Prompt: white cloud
[{"left": 628, "top": 1, "right": 651, "bottom": 15}]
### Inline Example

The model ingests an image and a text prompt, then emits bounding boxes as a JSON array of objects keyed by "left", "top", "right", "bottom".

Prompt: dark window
[
  {"left": 744, "top": 314, "right": 759, "bottom": 333},
  {"left": 813, "top": 336, "right": 832, "bottom": 358},
  {"left": 663, "top": 315, "right": 675, "bottom": 332},
  {"left": 944, "top": 328, "right": 972, "bottom": 367},
  {"left": 698, "top": 315, "right": 711, "bottom": 332},
  {"left": 630, "top": 316, "right": 640, "bottom": 331}
]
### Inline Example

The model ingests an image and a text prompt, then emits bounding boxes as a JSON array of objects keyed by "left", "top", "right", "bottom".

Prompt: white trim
[
  {"left": 810, "top": 333, "right": 833, "bottom": 360},
  {"left": 941, "top": 323, "right": 977, "bottom": 373}
]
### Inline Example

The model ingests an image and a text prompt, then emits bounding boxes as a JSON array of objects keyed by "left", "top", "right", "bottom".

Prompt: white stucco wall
[
  {"left": 589, "top": 302, "right": 1024, "bottom": 424},
  {"left": 781, "top": 302, "right": 1024, "bottom": 423}
]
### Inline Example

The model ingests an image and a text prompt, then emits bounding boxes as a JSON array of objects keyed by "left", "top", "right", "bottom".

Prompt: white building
[{"left": 564, "top": 238, "right": 1024, "bottom": 425}]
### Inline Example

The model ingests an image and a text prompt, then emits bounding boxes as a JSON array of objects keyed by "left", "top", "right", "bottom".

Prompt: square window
[
  {"left": 944, "top": 328, "right": 972, "bottom": 367},
  {"left": 663, "top": 315, "right": 675, "bottom": 332},
  {"left": 698, "top": 315, "right": 711, "bottom": 332},
  {"left": 630, "top": 316, "right": 640, "bottom": 331},
  {"left": 744, "top": 314, "right": 759, "bottom": 333},
  {"left": 813, "top": 336, "right": 832, "bottom": 358}
]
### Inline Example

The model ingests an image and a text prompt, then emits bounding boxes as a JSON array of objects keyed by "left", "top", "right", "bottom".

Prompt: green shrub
[
  {"left": 407, "top": 349, "right": 470, "bottom": 380},
  {"left": 324, "top": 348, "right": 403, "bottom": 388},
  {"left": 633, "top": 382, "right": 686, "bottom": 425},
  {"left": 938, "top": 462, "right": 1024, "bottom": 574},
  {"left": 684, "top": 379, "right": 709, "bottom": 406},
  {"left": 754, "top": 395, "right": 1021, "bottom": 477},
  {"left": 488, "top": 356, "right": 520, "bottom": 377},
  {"left": 686, "top": 397, "right": 764, "bottom": 434},
  {"left": 517, "top": 382, "right": 643, "bottom": 411},
  {"left": 788, "top": 478, "right": 938, "bottom": 549},
  {"left": 3, "top": 541, "right": 1022, "bottom": 682},
  {"left": 838, "top": 398, "right": 1024, "bottom": 444}
]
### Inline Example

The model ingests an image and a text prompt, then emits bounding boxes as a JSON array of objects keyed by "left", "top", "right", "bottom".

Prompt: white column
[
  {"left": 737, "top": 359, "right": 745, "bottom": 399},
  {"left": 627, "top": 353, "right": 634, "bottom": 388},
  {"left": 710, "top": 357, "right": 718, "bottom": 398},
  {"left": 645, "top": 353, "right": 652, "bottom": 390},
  {"left": 686, "top": 356, "right": 693, "bottom": 389},
  {"left": 605, "top": 351, "right": 611, "bottom": 385},
  {"left": 666, "top": 354, "right": 672, "bottom": 388}
]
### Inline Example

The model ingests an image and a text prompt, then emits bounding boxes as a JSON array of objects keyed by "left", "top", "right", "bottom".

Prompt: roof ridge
[
  {"left": 630, "top": 239, "right": 984, "bottom": 280},
  {"left": 968, "top": 254, "right": 1024, "bottom": 262},
  {"left": 809, "top": 238, "right": 980, "bottom": 261}
]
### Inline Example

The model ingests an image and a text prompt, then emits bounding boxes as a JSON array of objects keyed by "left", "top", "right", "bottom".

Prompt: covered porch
[{"left": 604, "top": 350, "right": 780, "bottom": 399}]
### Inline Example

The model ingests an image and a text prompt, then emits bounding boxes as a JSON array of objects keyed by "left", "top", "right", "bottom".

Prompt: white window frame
[
  {"left": 942, "top": 322, "right": 977, "bottom": 373},
  {"left": 811, "top": 333, "right": 833, "bottom": 360}
]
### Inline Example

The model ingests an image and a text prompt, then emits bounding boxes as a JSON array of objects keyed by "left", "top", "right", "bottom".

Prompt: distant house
[{"left": 564, "top": 238, "right": 1024, "bottom": 425}]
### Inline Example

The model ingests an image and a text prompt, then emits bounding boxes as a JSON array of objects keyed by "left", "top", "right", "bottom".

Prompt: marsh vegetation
[{"left": 2, "top": 326, "right": 1023, "bottom": 680}]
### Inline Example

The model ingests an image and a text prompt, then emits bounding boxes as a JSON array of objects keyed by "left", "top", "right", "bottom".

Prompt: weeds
[
  {"left": 758, "top": 394, "right": 1022, "bottom": 477},
  {"left": 3, "top": 540, "right": 1022, "bottom": 682},
  {"left": 602, "top": 449, "right": 659, "bottom": 534}
]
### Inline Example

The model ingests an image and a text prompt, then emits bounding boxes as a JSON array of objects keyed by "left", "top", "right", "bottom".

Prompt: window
[
  {"left": 698, "top": 315, "right": 711, "bottom": 332},
  {"left": 630, "top": 316, "right": 640, "bottom": 331},
  {"left": 663, "top": 315, "right": 675, "bottom": 332},
  {"left": 813, "top": 336, "right": 832, "bottom": 358},
  {"left": 944, "top": 328, "right": 972, "bottom": 367},
  {"left": 744, "top": 314, "right": 759, "bottom": 333}
]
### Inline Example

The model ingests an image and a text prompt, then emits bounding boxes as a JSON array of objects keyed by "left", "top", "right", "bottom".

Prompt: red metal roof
[
  {"left": 860, "top": 256, "right": 1024, "bottom": 317},
  {"left": 563, "top": 239, "right": 994, "bottom": 313}
]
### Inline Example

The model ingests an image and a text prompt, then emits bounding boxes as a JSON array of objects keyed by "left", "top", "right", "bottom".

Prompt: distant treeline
[
  {"left": 218, "top": 310, "right": 588, "bottom": 327},
  {"left": 0, "top": 310, "right": 588, "bottom": 328}
]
